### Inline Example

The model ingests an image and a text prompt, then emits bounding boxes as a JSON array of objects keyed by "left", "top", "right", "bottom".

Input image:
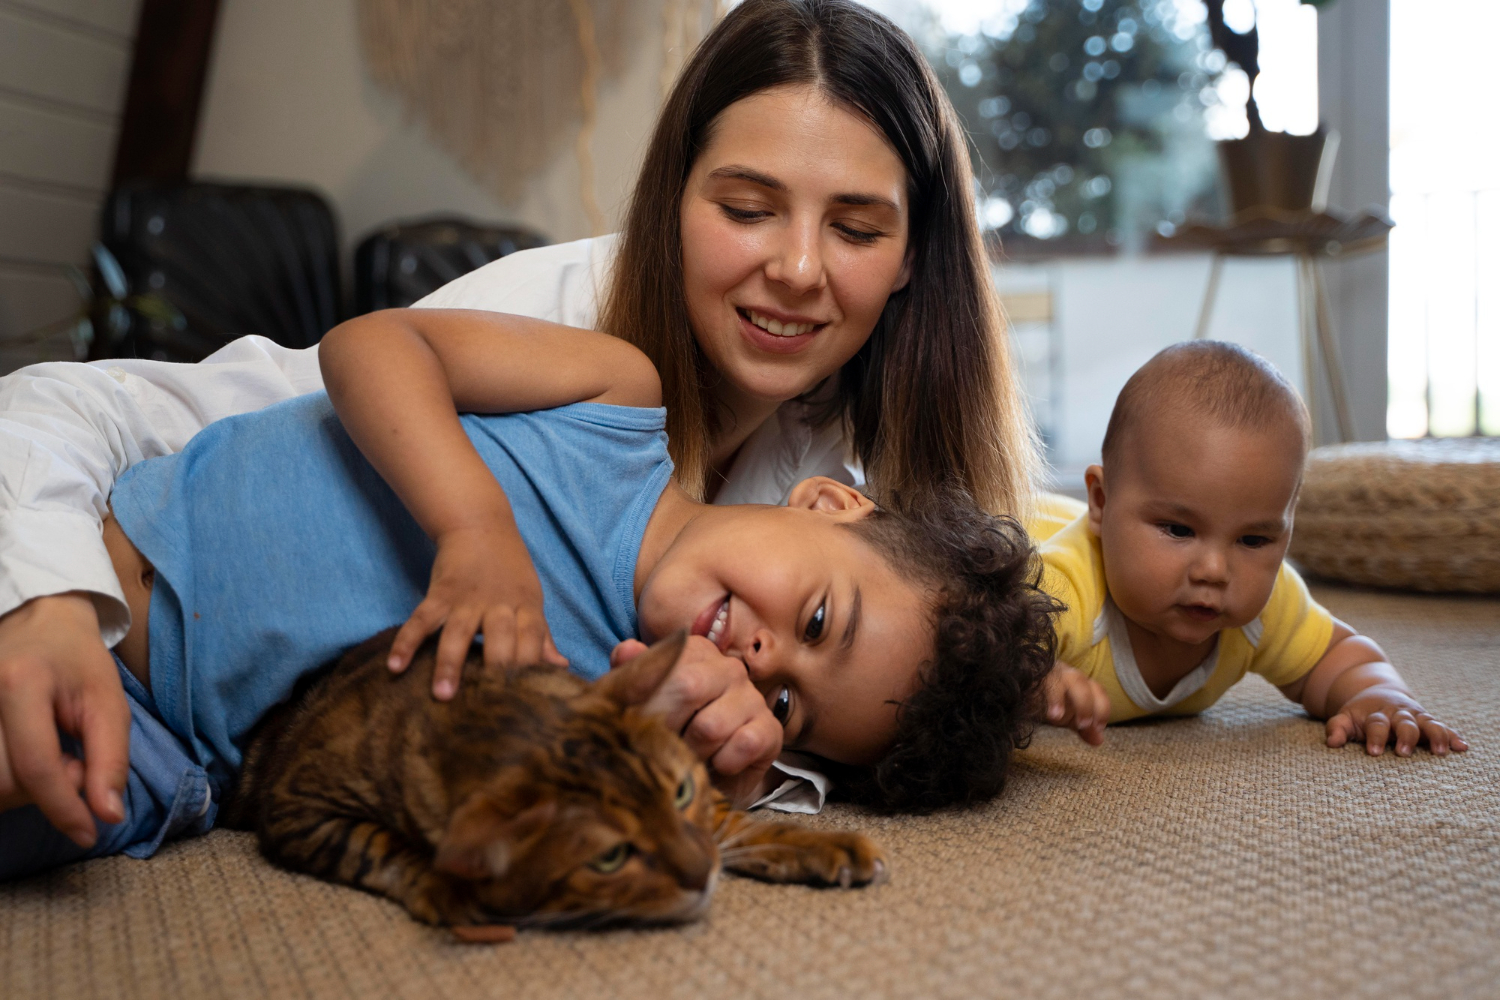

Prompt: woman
[{"left": 0, "top": 0, "right": 1058, "bottom": 846}]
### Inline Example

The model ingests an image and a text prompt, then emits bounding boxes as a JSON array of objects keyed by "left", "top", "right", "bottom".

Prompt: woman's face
[{"left": 679, "top": 84, "right": 913, "bottom": 409}]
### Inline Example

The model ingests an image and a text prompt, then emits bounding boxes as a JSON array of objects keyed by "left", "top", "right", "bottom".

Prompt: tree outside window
[{"left": 877, "top": 0, "right": 1245, "bottom": 254}]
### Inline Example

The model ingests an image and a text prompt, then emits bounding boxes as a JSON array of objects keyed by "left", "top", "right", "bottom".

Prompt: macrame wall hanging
[{"left": 357, "top": 0, "right": 723, "bottom": 236}]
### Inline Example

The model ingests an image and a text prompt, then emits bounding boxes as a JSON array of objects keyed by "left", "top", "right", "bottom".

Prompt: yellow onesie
[
  {"left": 1027, "top": 491, "right": 1088, "bottom": 543},
  {"left": 1040, "top": 515, "right": 1334, "bottom": 722}
]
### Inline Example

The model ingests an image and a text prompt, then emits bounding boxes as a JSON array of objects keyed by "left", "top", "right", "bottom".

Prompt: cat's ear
[
  {"left": 435, "top": 787, "right": 557, "bottom": 881},
  {"left": 595, "top": 629, "right": 688, "bottom": 708}
]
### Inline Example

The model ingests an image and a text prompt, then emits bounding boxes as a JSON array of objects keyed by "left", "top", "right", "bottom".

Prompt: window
[
  {"left": 869, "top": 0, "right": 1234, "bottom": 251},
  {"left": 1387, "top": 0, "right": 1500, "bottom": 438},
  {"left": 868, "top": 0, "right": 1319, "bottom": 253}
]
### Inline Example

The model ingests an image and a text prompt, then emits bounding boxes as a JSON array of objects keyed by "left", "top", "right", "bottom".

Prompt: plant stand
[{"left": 1164, "top": 207, "right": 1392, "bottom": 443}]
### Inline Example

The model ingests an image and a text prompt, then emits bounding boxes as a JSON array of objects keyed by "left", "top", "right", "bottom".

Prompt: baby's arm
[
  {"left": 319, "top": 309, "right": 661, "bottom": 691},
  {"left": 1043, "top": 661, "right": 1109, "bottom": 745},
  {"left": 1278, "top": 619, "right": 1468, "bottom": 757}
]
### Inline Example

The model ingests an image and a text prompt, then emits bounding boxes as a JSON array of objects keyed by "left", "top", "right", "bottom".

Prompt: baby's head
[
  {"left": 1089, "top": 341, "right": 1310, "bottom": 647},
  {"left": 636, "top": 481, "right": 1059, "bottom": 814}
]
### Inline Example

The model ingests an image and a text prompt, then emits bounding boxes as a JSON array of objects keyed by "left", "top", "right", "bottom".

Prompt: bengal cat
[{"left": 225, "top": 629, "right": 886, "bottom": 939}]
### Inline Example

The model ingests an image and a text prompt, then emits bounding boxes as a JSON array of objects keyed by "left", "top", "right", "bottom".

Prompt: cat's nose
[
  {"left": 676, "top": 848, "right": 715, "bottom": 891},
  {"left": 665, "top": 828, "right": 718, "bottom": 890}
]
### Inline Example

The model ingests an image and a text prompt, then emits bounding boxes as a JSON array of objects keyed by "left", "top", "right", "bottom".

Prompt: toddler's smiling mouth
[{"left": 692, "top": 595, "right": 732, "bottom": 652}]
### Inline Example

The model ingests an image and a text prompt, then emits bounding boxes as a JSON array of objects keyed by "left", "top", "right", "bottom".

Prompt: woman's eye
[
  {"left": 720, "top": 205, "right": 769, "bottom": 222},
  {"left": 674, "top": 773, "right": 695, "bottom": 809},
  {"left": 772, "top": 685, "right": 792, "bottom": 725},
  {"left": 803, "top": 601, "right": 826, "bottom": 641},
  {"left": 1162, "top": 523, "right": 1193, "bottom": 539},
  {"left": 835, "top": 223, "right": 881, "bottom": 243},
  {"left": 590, "top": 842, "right": 631, "bottom": 874}
]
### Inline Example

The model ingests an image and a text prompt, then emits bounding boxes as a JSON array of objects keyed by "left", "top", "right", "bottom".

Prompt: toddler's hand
[
  {"left": 387, "top": 524, "right": 568, "bottom": 699},
  {"left": 1325, "top": 686, "right": 1467, "bottom": 757},
  {"left": 610, "top": 636, "right": 782, "bottom": 808},
  {"left": 0, "top": 593, "right": 130, "bottom": 846},
  {"left": 1043, "top": 661, "right": 1108, "bottom": 746}
]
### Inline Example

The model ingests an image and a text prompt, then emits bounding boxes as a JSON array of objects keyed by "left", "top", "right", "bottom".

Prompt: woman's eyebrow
[
  {"left": 705, "top": 166, "right": 899, "bottom": 212},
  {"left": 707, "top": 165, "right": 785, "bottom": 190}
]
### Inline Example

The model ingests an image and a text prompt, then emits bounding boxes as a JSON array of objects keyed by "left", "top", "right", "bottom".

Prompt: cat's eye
[
  {"left": 674, "top": 773, "right": 696, "bottom": 809},
  {"left": 772, "top": 686, "right": 791, "bottom": 725},
  {"left": 803, "top": 601, "right": 826, "bottom": 642},
  {"left": 591, "top": 843, "right": 631, "bottom": 874}
]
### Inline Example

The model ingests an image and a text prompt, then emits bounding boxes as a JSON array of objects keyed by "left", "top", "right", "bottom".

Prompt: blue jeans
[{"left": 0, "top": 654, "right": 217, "bottom": 880}]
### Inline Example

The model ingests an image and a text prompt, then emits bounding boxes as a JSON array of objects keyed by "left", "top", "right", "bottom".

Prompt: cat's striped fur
[{"left": 225, "top": 629, "right": 886, "bottom": 936}]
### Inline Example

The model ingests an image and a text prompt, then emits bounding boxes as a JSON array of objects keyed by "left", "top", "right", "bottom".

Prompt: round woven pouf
[{"left": 1291, "top": 437, "right": 1500, "bottom": 593}]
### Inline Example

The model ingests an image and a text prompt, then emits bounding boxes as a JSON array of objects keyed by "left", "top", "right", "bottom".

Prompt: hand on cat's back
[{"left": 609, "top": 637, "right": 781, "bottom": 807}]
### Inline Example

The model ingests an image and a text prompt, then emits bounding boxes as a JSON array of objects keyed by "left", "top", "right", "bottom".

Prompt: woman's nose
[{"left": 764, "top": 219, "right": 826, "bottom": 295}]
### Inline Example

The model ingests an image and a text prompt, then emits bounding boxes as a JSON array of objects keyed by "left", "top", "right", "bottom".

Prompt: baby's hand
[
  {"left": 1325, "top": 686, "right": 1468, "bottom": 757},
  {"left": 610, "top": 636, "right": 782, "bottom": 808},
  {"left": 388, "top": 524, "right": 568, "bottom": 699},
  {"left": 1043, "top": 661, "right": 1108, "bottom": 746}
]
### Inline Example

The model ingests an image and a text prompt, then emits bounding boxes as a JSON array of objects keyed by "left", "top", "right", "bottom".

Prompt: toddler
[{"left": 1044, "top": 341, "right": 1466, "bottom": 757}]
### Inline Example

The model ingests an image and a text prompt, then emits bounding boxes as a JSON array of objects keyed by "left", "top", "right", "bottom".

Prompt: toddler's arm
[
  {"left": 319, "top": 309, "right": 662, "bottom": 692},
  {"left": 1278, "top": 619, "right": 1468, "bottom": 757}
]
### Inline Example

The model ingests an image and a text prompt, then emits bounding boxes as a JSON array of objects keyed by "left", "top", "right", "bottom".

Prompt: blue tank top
[{"left": 110, "top": 392, "right": 672, "bottom": 790}]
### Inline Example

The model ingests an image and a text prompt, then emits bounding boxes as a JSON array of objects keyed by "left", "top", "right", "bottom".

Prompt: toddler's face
[
  {"left": 1088, "top": 416, "right": 1304, "bottom": 648},
  {"left": 636, "top": 479, "right": 932, "bottom": 766}
]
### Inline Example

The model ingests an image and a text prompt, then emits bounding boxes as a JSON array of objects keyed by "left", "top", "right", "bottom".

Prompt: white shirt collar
[{"left": 1098, "top": 598, "right": 1220, "bottom": 712}]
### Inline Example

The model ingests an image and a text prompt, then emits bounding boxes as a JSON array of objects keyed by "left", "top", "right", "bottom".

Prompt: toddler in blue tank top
[{"left": 3, "top": 310, "right": 1059, "bottom": 878}]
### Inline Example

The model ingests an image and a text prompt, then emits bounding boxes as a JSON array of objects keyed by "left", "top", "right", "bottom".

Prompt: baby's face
[
  {"left": 1089, "top": 416, "right": 1304, "bottom": 648},
  {"left": 636, "top": 480, "right": 932, "bottom": 766}
]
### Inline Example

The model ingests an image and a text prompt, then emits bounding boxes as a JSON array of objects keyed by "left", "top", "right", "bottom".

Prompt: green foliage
[{"left": 928, "top": 0, "right": 1226, "bottom": 244}]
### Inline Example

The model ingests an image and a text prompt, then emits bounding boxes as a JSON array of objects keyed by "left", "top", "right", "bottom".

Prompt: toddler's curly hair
[{"left": 827, "top": 492, "right": 1061, "bottom": 813}]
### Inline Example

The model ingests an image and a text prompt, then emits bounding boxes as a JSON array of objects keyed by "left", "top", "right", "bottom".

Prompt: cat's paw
[
  {"left": 798, "top": 831, "right": 889, "bottom": 888},
  {"left": 723, "top": 829, "right": 889, "bottom": 888}
]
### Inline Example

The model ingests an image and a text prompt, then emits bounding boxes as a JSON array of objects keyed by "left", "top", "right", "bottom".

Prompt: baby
[{"left": 1044, "top": 341, "right": 1467, "bottom": 757}]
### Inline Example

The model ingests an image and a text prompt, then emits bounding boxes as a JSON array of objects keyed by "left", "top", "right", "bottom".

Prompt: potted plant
[{"left": 1204, "top": 0, "right": 1339, "bottom": 214}]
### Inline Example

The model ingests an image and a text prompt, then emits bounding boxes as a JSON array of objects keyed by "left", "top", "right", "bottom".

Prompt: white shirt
[{"left": 0, "top": 235, "right": 854, "bottom": 810}]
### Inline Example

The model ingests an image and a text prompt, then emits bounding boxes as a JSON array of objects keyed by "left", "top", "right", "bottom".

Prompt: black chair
[
  {"left": 91, "top": 181, "right": 342, "bottom": 362},
  {"left": 353, "top": 217, "right": 549, "bottom": 314}
]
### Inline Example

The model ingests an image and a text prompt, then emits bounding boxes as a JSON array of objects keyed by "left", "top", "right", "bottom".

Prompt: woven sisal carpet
[{"left": 4, "top": 585, "right": 1497, "bottom": 1000}]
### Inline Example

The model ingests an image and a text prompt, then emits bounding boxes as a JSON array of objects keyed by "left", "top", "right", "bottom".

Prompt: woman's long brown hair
[{"left": 597, "top": 0, "right": 1038, "bottom": 515}]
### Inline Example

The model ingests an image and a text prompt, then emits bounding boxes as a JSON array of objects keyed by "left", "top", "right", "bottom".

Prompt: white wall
[
  {"left": 192, "top": 0, "right": 667, "bottom": 266},
  {"left": 999, "top": 253, "right": 1303, "bottom": 495},
  {"left": 0, "top": 0, "right": 140, "bottom": 371}
]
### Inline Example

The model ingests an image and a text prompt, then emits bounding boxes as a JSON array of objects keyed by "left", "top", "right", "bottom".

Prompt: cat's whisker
[
  {"left": 714, "top": 826, "right": 764, "bottom": 850},
  {"left": 716, "top": 848, "right": 777, "bottom": 864}
]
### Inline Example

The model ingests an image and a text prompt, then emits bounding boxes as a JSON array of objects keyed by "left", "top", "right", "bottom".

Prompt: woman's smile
[{"left": 735, "top": 308, "right": 825, "bottom": 355}]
